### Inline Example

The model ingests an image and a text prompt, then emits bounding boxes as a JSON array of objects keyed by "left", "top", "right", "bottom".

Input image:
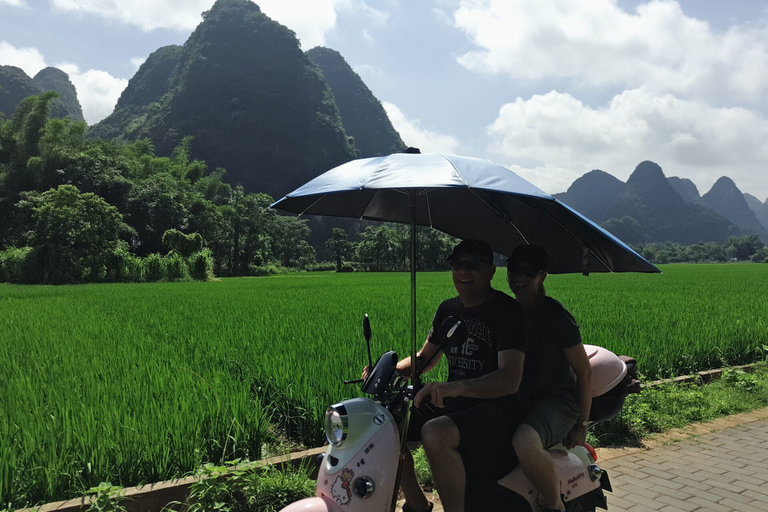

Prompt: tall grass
[{"left": 1, "top": 264, "right": 766, "bottom": 507}]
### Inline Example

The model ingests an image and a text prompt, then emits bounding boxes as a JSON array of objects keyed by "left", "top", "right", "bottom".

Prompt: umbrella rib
[
  {"left": 472, "top": 190, "right": 615, "bottom": 272},
  {"left": 297, "top": 194, "right": 329, "bottom": 216},
  {"left": 469, "top": 188, "right": 529, "bottom": 245}
]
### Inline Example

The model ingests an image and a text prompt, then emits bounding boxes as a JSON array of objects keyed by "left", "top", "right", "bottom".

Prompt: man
[{"left": 396, "top": 239, "right": 528, "bottom": 512}]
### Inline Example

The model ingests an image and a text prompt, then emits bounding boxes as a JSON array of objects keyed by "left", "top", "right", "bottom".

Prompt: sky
[{"left": 2, "top": 0, "right": 768, "bottom": 200}]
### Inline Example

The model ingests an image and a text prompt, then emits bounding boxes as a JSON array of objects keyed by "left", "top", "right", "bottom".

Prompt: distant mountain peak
[
  {"left": 625, "top": 160, "right": 681, "bottom": 205},
  {"left": 33, "top": 67, "right": 85, "bottom": 122},
  {"left": 667, "top": 176, "right": 701, "bottom": 203},
  {"left": 306, "top": 46, "right": 404, "bottom": 157},
  {"left": 89, "top": 0, "right": 358, "bottom": 198},
  {"left": 703, "top": 176, "right": 768, "bottom": 242}
]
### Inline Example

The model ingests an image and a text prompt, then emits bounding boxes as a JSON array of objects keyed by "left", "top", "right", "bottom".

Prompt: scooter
[{"left": 281, "top": 315, "right": 637, "bottom": 512}]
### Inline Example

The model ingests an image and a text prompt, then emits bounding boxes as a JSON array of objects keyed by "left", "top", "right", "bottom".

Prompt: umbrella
[{"left": 272, "top": 152, "right": 659, "bottom": 274}]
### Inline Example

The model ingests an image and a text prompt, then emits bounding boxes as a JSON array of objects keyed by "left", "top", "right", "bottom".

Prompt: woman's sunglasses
[{"left": 506, "top": 262, "right": 543, "bottom": 278}]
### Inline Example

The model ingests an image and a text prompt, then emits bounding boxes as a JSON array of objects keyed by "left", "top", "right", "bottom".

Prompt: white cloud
[
  {"left": 0, "top": 41, "right": 47, "bottom": 76},
  {"left": 453, "top": 0, "right": 768, "bottom": 104},
  {"left": 487, "top": 89, "right": 768, "bottom": 198},
  {"left": 0, "top": 42, "right": 127, "bottom": 124},
  {"left": 130, "top": 57, "right": 146, "bottom": 70},
  {"left": 56, "top": 62, "right": 128, "bottom": 124},
  {"left": 51, "top": 0, "right": 211, "bottom": 31},
  {"left": 258, "top": 0, "right": 388, "bottom": 48},
  {"left": 0, "top": 0, "right": 26, "bottom": 6},
  {"left": 48, "top": 0, "right": 388, "bottom": 48},
  {"left": 383, "top": 101, "right": 462, "bottom": 154}
]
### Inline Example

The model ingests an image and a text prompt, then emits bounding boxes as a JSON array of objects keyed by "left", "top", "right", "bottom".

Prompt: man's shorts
[
  {"left": 520, "top": 391, "right": 580, "bottom": 449},
  {"left": 407, "top": 397, "right": 526, "bottom": 480}
]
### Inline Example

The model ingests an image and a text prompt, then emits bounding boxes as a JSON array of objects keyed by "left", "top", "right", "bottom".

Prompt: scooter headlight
[{"left": 324, "top": 404, "right": 348, "bottom": 446}]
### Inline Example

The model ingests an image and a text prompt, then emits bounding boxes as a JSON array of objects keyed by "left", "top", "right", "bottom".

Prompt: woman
[{"left": 506, "top": 244, "right": 592, "bottom": 512}]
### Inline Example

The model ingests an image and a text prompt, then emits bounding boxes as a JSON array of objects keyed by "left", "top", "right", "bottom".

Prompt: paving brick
[
  {"left": 563, "top": 414, "right": 768, "bottom": 512},
  {"left": 655, "top": 494, "right": 700, "bottom": 511},
  {"left": 716, "top": 498, "right": 766, "bottom": 512}
]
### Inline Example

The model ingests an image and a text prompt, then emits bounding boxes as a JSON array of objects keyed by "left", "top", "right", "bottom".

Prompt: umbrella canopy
[{"left": 272, "top": 152, "right": 659, "bottom": 274}]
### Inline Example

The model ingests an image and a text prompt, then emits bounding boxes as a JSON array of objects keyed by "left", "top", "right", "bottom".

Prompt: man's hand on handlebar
[{"left": 414, "top": 381, "right": 459, "bottom": 408}]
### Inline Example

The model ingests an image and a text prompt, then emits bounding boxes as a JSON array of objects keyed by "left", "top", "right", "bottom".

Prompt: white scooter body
[
  {"left": 497, "top": 444, "right": 604, "bottom": 510},
  {"left": 282, "top": 398, "right": 400, "bottom": 512}
]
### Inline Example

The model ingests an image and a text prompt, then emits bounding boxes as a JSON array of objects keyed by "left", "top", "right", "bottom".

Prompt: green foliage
[
  {"left": 164, "top": 252, "right": 190, "bottom": 281},
  {"left": 592, "top": 364, "right": 768, "bottom": 446},
  {"left": 190, "top": 249, "right": 214, "bottom": 280},
  {"left": 145, "top": 253, "right": 164, "bottom": 281},
  {"left": 21, "top": 184, "right": 131, "bottom": 283},
  {"left": 325, "top": 228, "right": 354, "bottom": 272},
  {"left": 0, "top": 246, "right": 32, "bottom": 283},
  {"left": 183, "top": 462, "right": 314, "bottom": 512},
  {"left": 632, "top": 235, "right": 766, "bottom": 264},
  {"left": 412, "top": 447, "right": 434, "bottom": 491},
  {"left": 354, "top": 224, "right": 456, "bottom": 271},
  {"left": 85, "top": 483, "right": 127, "bottom": 512},
  {"left": 162, "top": 228, "right": 204, "bottom": 258}
]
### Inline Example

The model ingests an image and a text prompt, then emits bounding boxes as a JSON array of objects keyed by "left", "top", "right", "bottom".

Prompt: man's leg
[
  {"left": 422, "top": 416, "right": 465, "bottom": 512},
  {"left": 400, "top": 447, "right": 431, "bottom": 512},
  {"left": 512, "top": 424, "right": 564, "bottom": 512}
]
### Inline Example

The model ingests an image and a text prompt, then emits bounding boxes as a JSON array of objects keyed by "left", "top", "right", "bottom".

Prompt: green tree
[
  {"left": 356, "top": 225, "right": 398, "bottom": 271},
  {"left": 325, "top": 228, "right": 354, "bottom": 271},
  {"left": 268, "top": 215, "right": 314, "bottom": 267},
  {"left": 22, "top": 184, "right": 133, "bottom": 283}
]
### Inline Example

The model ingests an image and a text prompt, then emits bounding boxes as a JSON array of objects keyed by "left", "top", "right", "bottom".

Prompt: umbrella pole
[
  {"left": 390, "top": 196, "right": 420, "bottom": 512},
  {"left": 410, "top": 202, "right": 418, "bottom": 388}
]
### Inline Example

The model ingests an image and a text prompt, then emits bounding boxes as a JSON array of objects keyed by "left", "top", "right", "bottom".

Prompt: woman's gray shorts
[{"left": 521, "top": 392, "right": 580, "bottom": 449}]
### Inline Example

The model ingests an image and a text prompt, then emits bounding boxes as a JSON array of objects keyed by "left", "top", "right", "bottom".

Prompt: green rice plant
[{"left": 1, "top": 263, "right": 767, "bottom": 506}]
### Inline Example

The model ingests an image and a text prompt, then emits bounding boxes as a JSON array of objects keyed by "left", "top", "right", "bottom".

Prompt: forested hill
[
  {"left": 88, "top": 0, "right": 358, "bottom": 199},
  {"left": 0, "top": 65, "right": 83, "bottom": 122},
  {"left": 306, "top": 47, "right": 405, "bottom": 157},
  {"left": 32, "top": 67, "right": 85, "bottom": 122},
  {"left": 554, "top": 161, "right": 750, "bottom": 244}
]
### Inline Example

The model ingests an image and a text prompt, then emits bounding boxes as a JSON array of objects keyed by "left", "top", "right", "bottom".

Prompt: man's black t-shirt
[{"left": 426, "top": 290, "right": 527, "bottom": 382}]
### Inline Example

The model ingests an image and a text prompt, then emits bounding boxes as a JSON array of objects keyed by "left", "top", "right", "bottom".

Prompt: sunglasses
[
  {"left": 450, "top": 259, "right": 490, "bottom": 272},
  {"left": 506, "top": 262, "right": 543, "bottom": 278}
]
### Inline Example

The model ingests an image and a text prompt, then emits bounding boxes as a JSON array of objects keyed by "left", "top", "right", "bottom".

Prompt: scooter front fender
[{"left": 279, "top": 496, "right": 344, "bottom": 512}]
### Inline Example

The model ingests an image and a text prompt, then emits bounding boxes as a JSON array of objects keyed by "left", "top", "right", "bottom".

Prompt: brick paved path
[
  {"left": 599, "top": 409, "right": 768, "bottom": 512},
  {"left": 429, "top": 407, "right": 768, "bottom": 512}
]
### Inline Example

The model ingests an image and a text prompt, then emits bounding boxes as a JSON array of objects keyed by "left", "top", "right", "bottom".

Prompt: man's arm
[
  {"left": 395, "top": 338, "right": 443, "bottom": 376},
  {"left": 414, "top": 348, "right": 524, "bottom": 407},
  {"left": 563, "top": 343, "right": 592, "bottom": 448}
]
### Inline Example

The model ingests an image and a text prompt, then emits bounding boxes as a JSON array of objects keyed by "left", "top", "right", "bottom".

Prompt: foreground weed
[
  {"left": 181, "top": 461, "right": 314, "bottom": 512},
  {"left": 85, "top": 482, "right": 127, "bottom": 512},
  {"left": 591, "top": 364, "right": 768, "bottom": 446}
]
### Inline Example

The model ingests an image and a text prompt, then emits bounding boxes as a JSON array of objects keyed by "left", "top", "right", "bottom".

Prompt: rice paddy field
[{"left": 2, "top": 264, "right": 767, "bottom": 507}]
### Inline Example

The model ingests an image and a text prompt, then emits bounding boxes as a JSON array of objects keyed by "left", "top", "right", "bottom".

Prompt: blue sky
[{"left": 2, "top": 0, "right": 768, "bottom": 200}]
